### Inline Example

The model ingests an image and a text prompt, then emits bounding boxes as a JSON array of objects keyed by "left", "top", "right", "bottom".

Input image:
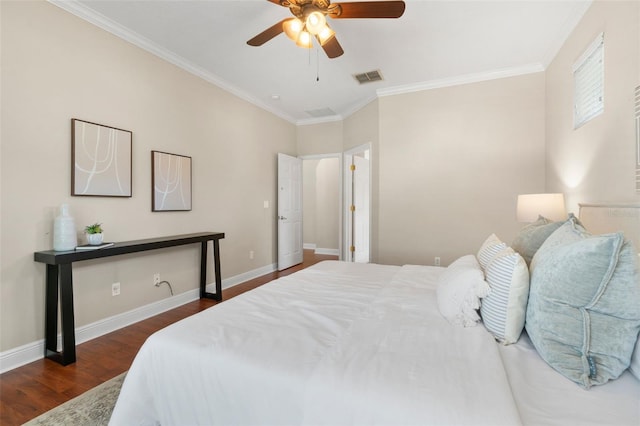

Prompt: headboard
[{"left": 578, "top": 203, "right": 640, "bottom": 252}]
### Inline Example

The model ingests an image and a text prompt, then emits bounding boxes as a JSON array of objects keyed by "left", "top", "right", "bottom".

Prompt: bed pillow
[
  {"left": 436, "top": 255, "right": 490, "bottom": 328},
  {"left": 526, "top": 218, "right": 640, "bottom": 388},
  {"left": 511, "top": 215, "right": 564, "bottom": 266},
  {"left": 477, "top": 234, "right": 507, "bottom": 270},
  {"left": 479, "top": 247, "right": 529, "bottom": 344}
]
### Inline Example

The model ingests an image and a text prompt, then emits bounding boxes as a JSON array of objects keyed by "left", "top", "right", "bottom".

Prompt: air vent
[
  {"left": 354, "top": 69, "right": 383, "bottom": 84},
  {"left": 305, "top": 107, "right": 337, "bottom": 118}
]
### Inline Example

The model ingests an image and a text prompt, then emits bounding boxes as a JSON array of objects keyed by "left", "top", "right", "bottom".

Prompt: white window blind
[{"left": 573, "top": 33, "right": 604, "bottom": 129}]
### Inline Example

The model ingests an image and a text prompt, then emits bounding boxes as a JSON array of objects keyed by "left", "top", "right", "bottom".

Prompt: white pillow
[
  {"left": 437, "top": 255, "right": 490, "bottom": 328},
  {"left": 477, "top": 234, "right": 507, "bottom": 270},
  {"left": 480, "top": 247, "right": 529, "bottom": 344}
]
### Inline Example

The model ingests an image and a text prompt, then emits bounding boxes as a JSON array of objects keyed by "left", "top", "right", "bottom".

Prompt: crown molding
[
  {"left": 296, "top": 114, "right": 344, "bottom": 126},
  {"left": 47, "top": 0, "right": 297, "bottom": 124},
  {"left": 376, "top": 63, "right": 545, "bottom": 98}
]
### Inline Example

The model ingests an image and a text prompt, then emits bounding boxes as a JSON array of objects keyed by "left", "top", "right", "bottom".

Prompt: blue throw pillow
[
  {"left": 526, "top": 218, "right": 640, "bottom": 388},
  {"left": 511, "top": 215, "right": 564, "bottom": 266}
]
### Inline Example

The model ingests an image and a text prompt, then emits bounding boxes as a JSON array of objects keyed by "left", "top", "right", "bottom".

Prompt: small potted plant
[{"left": 84, "top": 222, "right": 104, "bottom": 245}]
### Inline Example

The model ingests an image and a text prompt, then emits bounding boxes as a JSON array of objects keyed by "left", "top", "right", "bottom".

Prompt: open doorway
[
  {"left": 343, "top": 144, "right": 371, "bottom": 263},
  {"left": 300, "top": 154, "right": 342, "bottom": 259}
]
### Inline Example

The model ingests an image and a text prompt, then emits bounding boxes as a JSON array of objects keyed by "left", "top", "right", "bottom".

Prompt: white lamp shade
[{"left": 517, "top": 193, "right": 567, "bottom": 222}]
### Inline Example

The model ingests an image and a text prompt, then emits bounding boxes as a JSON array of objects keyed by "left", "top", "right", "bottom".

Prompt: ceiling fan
[{"left": 247, "top": 0, "right": 406, "bottom": 59}]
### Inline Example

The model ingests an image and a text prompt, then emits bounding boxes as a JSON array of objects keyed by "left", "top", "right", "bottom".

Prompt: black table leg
[
  {"left": 213, "top": 239, "right": 222, "bottom": 301},
  {"left": 200, "top": 241, "right": 208, "bottom": 299},
  {"left": 44, "top": 264, "right": 59, "bottom": 357},
  {"left": 200, "top": 240, "right": 222, "bottom": 301},
  {"left": 59, "top": 263, "right": 76, "bottom": 364},
  {"left": 44, "top": 263, "right": 76, "bottom": 365}
]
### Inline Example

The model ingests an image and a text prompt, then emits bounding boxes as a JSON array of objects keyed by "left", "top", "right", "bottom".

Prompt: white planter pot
[{"left": 87, "top": 233, "right": 104, "bottom": 245}]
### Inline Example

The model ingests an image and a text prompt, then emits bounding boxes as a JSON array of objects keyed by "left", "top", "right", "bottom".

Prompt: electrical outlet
[
  {"left": 434, "top": 257, "right": 441, "bottom": 267},
  {"left": 154, "top": 273, "right": 160, "bottom": 286},
  {"left": 112, "top": 282, "right": 121, "bottom": 296},
  {"left": 249, "top": 250, "right": 254, "bottom": 260}
]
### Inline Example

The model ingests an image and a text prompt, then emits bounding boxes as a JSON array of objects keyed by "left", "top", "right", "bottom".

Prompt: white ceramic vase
[
  {"left": 53, "top": 203, "right": 77, "bottom": 251},
  {"left": 87, "top": 233, "right": 104, "bottom": 245}
]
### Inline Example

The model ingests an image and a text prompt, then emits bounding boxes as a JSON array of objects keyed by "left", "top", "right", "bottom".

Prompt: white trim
[
  {"left": 314, "top": 248, "right": 339, "bottom": 256},
  {"left": 377, "top": 64, "right": 544, "bottom": 98},
  {"left": 303, "top": 243, "right": 317, "bottom": 250},
  {"left": 299, "top": 153, "right": 342, "bottom": 160},
  {"left": 296, "top": 115, "right": 344, "bottom": 126},
  {"left": 47, "top": 0, "right": 296, "bottom": 124},
  {"left": 343, "top": 143, "right": 373, "bottom": 262},
  {"left": 216, "top": 263, "right": 278, "bottom": 291},
  {"left": 0, "top": 263, "right": 277, "bottom": 373}
]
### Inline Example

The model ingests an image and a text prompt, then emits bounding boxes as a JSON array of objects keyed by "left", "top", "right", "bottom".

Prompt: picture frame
[
  {"left": 152, "top": 150, "right": 192, "bottom": 212},
  {"left": 71, "top": 119, "right": 132, "bottom": 197}
]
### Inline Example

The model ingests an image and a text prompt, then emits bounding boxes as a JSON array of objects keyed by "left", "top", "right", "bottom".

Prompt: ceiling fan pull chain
[{"left": 316, "top": 47, "right": 320, "bottom": 82}]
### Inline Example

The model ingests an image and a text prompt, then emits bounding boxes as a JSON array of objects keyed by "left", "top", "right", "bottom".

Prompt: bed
[{"left": 110, "top": 205, "right": 640, "bottom": 426}]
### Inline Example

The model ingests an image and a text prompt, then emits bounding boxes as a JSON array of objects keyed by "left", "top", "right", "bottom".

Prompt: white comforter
[{"left": 110, "top": 261, "right": 639, "bottom": 425}]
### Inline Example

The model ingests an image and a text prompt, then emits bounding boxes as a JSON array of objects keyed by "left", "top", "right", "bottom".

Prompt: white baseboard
[
  {"left": 314, "top": 248, "right": 339, "bottom": 256},
  {"left": 0, "top": 263, "right": 278, "bottom": 374},
  {"left": 303, "top": 243, "right": 338, "bottom": 256}
]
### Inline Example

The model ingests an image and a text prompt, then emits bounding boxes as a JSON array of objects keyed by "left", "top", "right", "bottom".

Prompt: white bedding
[{"left": 110, "top": 261, "right": 639, "bottom": 426}]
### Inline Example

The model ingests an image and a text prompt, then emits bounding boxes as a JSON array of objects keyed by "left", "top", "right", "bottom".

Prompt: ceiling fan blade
[
  {"left": 247, "top": 18, "right": 290, "bottom": 46},
  {"left": 320, "top": 36, "right": 344, "bottom": 58},
  {"left": 329, "top": 1, "right": 405, "bottom": 19}
]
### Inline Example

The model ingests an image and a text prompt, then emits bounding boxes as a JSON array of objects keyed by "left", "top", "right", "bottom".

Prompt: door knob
[{"left": 279, "top": 216, "right": 287, "bottom": 220}]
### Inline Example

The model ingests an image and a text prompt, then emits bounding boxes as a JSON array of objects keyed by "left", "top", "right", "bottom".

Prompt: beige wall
[
  {"left": 296, "top": 120, "right": 343, "bottom": 156},
  {"left": 377, "top": 73, "right": 547, "bottom": 266},
  {"left": 546, "top": 0, "right": 640, "bottom": 213},
  {"left": 0, "top": 1, "right": 295, "bottom": 351}
]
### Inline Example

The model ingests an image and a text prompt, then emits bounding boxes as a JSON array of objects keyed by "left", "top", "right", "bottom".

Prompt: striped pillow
[
  {"left": 477, "top": 234, "right": 507, "bottom": 270},
  {"left": 480, "top": 247, "right": 530, "bottom": 344}
]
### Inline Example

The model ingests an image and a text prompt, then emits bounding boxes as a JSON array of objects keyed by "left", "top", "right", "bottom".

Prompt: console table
[{"left": 33, "top": 232, "right": 225, "bottom": 365}]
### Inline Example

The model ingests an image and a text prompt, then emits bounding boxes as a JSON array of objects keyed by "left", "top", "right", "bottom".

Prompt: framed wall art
[
  {"left": 152, "top": 150, "right": 192, "bottom": 212},
  {"left": 71, "top": 119, "right": 132, "bottom": 197}
]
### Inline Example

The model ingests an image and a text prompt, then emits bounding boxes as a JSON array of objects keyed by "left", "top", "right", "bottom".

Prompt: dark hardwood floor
[{"left": 0, "top": 250, "right": 337, "bottom": 425}]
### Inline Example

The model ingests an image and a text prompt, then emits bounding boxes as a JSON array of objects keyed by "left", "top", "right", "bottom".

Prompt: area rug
[{"left": 23, "top": 372, "right": 126, "bottom": 426}]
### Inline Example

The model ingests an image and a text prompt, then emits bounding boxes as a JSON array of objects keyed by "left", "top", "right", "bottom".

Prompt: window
[{"left": 573, "top": 33, "right": 604, "bottom": 129}]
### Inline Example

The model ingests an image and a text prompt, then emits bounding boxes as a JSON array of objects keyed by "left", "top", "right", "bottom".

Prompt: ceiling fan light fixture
[
  {"left": 305, "top": 11, "right": 326, "bottom": 35},
  {"left": 316, "top": 25, "right": 335, "bottom": 45},
  {"left": 283, "top": 18, "right": 303, "bottom": 41},
  {"left": 295, "top": 30, "right": 313, "bottom": 48}
]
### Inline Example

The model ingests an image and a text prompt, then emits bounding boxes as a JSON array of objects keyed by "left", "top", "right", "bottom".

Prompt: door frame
[
  {"left": 343, "top": 143, "right": 372, "bottom": 262},
  {"left": 299, "top": 153, "right": 343, "bottom": 260}
]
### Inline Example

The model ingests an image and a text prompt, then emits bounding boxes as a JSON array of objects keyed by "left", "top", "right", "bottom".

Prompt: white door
[
  {"left": 353, "top": 155, "right": 370, "bottom": 263},
  {"left": 278, "top": 153, "right": 303, "bottom": 270}
]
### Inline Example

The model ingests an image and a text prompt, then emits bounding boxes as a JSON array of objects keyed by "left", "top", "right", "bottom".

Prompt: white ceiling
[{"left": 52, "top": 0, "right": 592, "bottom": 124}]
